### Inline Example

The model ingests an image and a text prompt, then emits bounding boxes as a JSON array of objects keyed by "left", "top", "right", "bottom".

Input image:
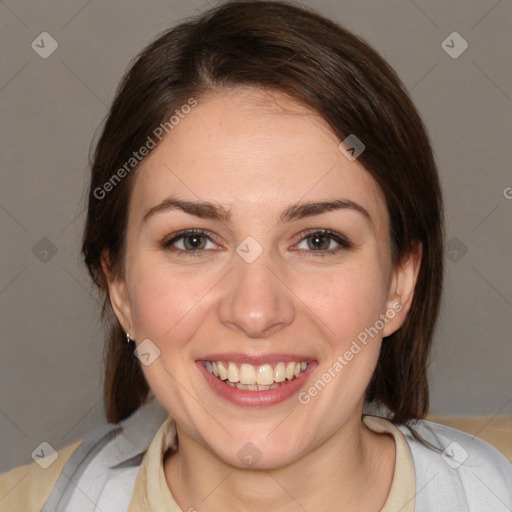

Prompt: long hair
[{"left": 82, "top": 0, "right": 444, "bottom": 424}]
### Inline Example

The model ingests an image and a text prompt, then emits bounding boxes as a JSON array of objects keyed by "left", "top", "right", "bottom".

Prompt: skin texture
[{"left": 104, "top": 88, "right": 421, "bottom": 511}]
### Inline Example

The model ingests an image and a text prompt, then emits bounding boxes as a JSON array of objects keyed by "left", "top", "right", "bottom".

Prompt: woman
[{"left": 1, "top": 1, "right": 510, "bottom": 511}]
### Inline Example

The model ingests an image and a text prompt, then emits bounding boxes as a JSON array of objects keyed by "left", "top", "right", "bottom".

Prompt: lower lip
[{"left": 197, "top": 361, "right": 317, "bottom": 407}]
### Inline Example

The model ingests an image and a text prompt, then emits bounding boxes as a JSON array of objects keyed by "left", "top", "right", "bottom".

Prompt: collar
[
  {"left": 126, "top": 412, "right": 416, "bottom": 512},
  {"left": 106, "top": 396, "right": 171, "bottom": 469},
  {"left": 363, "top": 415, "right": 416, "bottom": 512}
]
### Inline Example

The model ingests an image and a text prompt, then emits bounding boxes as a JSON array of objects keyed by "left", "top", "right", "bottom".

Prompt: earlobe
[
  {"left": 101, "top": 250, "right": 134, "bottom": 335},
  {"left": 382, "top": 243, "right": 422, "bottom": 337}
]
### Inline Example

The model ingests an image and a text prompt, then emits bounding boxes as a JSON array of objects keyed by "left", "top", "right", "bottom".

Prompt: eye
[
  {"left": 162, "top": 229, "right": 220, "bottom": 257},
  {"left": 293, "top": 229, "right": 351, "bottom": 257}
]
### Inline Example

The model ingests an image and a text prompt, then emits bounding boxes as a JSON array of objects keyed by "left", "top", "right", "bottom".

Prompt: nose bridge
[{"left": 218, "top": 244, "right": 295, "bottom": 337}]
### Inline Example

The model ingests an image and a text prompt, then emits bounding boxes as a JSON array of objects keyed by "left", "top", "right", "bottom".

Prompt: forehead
[{"left": 130, "top": 88, "right": 387, "bottom": 230}]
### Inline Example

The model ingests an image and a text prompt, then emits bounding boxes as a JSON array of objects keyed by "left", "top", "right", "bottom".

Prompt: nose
[{"left": 217, "top": 250, "right": 295, "bottom": 338}]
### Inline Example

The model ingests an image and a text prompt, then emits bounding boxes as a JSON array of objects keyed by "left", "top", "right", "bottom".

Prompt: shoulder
[
  {"left": 0, "top": 438, "right": 83, "bottom": 512},
  {"left": 397, "top": 419, "right": 512, "bottom": 511},
  {"left": 0, "top": 397, "right": 170, "bottom": 512}
]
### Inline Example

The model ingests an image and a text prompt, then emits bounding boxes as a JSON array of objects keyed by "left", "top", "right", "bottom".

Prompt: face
[{"left": 106, "top": 88, "right": 419, "bottom": 469}]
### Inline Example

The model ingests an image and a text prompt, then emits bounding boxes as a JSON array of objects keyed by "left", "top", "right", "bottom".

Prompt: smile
[{"left": 205, "top": 360, "right": 309, "bottom": 391}]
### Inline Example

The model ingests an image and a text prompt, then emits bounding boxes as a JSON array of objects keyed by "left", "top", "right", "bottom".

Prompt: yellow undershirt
[{"left": 127, "top": 414, "right": 416, "bottom": 512}]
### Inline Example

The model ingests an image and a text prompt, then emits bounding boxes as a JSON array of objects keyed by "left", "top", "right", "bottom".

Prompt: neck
[{"left": 164, "top": 409, "right": 395, "bottom": 512}]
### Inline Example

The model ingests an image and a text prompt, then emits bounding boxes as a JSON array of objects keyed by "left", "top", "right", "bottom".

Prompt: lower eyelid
[{"left": 296, "top": 238, "right": 342, "bottom": 251}]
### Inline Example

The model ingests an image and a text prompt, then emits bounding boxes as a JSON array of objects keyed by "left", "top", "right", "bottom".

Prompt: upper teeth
[{"left": 205, "top": 361, "right": 308, "bottom": 385}]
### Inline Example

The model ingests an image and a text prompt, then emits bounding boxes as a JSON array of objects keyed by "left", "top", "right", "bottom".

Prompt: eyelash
[
  {"left": 162, "top": 229, "right": 352, "bottom": 259},
  {"left": 294, "top": 229, "right": 352, "bottom": 257}
]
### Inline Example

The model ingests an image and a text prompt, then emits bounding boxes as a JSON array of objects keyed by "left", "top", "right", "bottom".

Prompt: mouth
[
  {"left": 204, "top": 360, "right": 309, "bottom": 391},
  {"left": 197, "top": 355, "right": 316, "bottom": 407}
]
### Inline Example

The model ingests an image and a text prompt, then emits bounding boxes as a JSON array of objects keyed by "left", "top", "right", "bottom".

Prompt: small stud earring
[{"left": 126, "top": 332, "right": 136, "bottom": 349}]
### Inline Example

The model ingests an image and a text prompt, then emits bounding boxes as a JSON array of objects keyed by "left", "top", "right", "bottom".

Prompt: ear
[
  {"left": 101, "top": 249, "right": 134, "bottom": 335},
  {"left": 382, "top": 242, "right": 422, "bottom": 337}
]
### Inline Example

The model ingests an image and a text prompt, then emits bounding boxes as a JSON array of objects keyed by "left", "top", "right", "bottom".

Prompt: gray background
[{"left": 1, "top": 0, "right": 510, "bottom": 472}]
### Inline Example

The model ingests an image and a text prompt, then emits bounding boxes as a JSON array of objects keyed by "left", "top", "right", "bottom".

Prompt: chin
[{"left": 211, "top": 437, "right": 303, "bottom": 471}]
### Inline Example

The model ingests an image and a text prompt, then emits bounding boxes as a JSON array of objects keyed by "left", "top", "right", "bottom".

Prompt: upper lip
[{"left": 198, "top": 352, "right": 314, "bottom": 365}]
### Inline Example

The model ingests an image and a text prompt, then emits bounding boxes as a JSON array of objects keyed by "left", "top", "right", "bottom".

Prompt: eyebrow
[{"left": 142, "top": 195, "right": 373, "bottom": 228}]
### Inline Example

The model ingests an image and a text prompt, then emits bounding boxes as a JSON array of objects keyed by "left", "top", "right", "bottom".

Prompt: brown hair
[{"left": 82, "top": 0, "right": 444, "bottom": 425}]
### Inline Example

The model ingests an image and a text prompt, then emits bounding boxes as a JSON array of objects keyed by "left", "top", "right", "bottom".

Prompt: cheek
[
  {"left": 128, "top": 259, "right": 207, "bottom": 344},
  {"left": 294, "top": 263, "right": 389, "bottom": 414},
  {"left": 293, "top": 258, "right": 390, "bottom": 348}
]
